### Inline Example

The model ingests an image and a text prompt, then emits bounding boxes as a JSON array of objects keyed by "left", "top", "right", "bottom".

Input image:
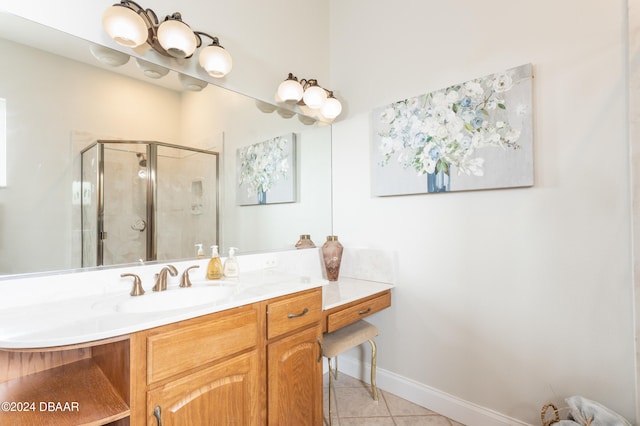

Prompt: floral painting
[
  {"left": 371, "top": 63, "right": 533, "bottom": 196},
  {"left": 237, "top": 133, "right": 296, "bottom": 205}
]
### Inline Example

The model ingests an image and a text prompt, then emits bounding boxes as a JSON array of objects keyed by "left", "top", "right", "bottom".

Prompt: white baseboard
[{"left": 332, "top": 355, "right": 532, "bottom": 426}]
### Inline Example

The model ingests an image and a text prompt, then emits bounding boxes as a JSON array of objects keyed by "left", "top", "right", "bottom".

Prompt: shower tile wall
[{"left": 156, "top": 148, "right": 217, "bottom": 262}]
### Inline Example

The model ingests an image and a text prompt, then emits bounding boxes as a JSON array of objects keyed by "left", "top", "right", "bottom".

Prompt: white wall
[{"left": 330, "top": 0, "right": 636, "bottom": 424}]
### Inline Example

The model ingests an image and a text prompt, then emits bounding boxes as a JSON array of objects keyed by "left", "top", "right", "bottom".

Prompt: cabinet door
[
  {"left": 268, "top": 326, "right": 322, "bottom": 426},
  {"left": 148, "top": 350, "right": 260, "bottom": 426}
]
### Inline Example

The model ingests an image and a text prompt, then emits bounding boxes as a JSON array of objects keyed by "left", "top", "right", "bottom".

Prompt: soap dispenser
[
  {"left": 223, "top": 247, "right": 239, "bottom": 278},
  {"left": 195, "top": 243, "right": 205, "bottom": 259},
  {"left": 207, "top": 245, "right": 223, "bottom": 280}
]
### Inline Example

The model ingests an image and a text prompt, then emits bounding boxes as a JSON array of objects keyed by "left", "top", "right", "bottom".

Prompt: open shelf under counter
[
  {"left": 0, "top": 357, "right": 129, "bottom": 425},
  {"left": 0, "top": 337, "right": 130, "bottom": 426}
]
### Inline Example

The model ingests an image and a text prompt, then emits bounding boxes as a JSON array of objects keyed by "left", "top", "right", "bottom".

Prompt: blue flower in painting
[
  {"left": 471, "top": 116, "right": 484, "bottom": 129},
  {"left": 459, "top": 97, "right": 472, "bottom": 108},
  {"left": 459, "top": 135, "right": 472, "bottom": 150},
  {"left": 412, "top": 132, "right": 427, "bottom": 148},
  {"left": 428, "top": 145, "right": 442, "bottom": 161}
]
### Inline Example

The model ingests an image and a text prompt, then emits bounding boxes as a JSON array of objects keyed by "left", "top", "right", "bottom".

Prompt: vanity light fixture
[
  {"left": 102, "top": 0, "right": 232, "bottom": 78},
  {"left": 276, "top": 73, "right": 343, "bottom": 119}
]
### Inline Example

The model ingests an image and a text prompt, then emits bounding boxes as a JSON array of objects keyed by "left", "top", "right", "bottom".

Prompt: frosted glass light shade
[
  {"left": 135, "top": 58, "right": 170, "bottom": 79},
  {"left": 89, "top": 44, "right": 130, "bottom": 67},
  {"left": 102, "top": 5, "right": 148, "bottom": 48},
  {"left": 179, "top": 74, "right": 207, "bottom": 91},
  {"left": 321, "top": 97, "right": 342, "bottom": 119},
  {"left": 277, "top": 79, "right": 304, "bottom": 102},
  {"left": 303, "top": 85, "right": 327, "bottom": 109},
  {"left": 199, "top": 45, "right": 233, "bottom": 78},
  {"left": 157, "top": 19, "right": 197, "bottom": 58}
]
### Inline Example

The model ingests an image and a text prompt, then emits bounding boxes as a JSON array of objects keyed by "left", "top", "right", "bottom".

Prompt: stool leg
[
  {"left": 368, "top": 339, "right": 378, "bottom": 401},
  {"left": 328, "top": 357, "right": 334, "bottom": 426}
]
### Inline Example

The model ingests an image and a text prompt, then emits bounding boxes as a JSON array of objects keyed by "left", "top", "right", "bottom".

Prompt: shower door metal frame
[{"left": 81, "top": 140, "right": 220, "bottom": 267}]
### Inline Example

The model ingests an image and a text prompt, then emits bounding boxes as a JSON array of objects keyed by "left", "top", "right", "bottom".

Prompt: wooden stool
[{"left": 322, "top": 320, "right": 379, "bottom": 425}]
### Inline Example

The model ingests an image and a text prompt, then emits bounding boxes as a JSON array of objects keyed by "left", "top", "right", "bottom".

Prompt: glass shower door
[{"left": 100, "top": 143, "right": 150, "bottom": 266}]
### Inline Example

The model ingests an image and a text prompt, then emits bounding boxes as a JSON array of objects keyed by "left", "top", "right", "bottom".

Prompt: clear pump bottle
[
  {"left": 223, "top": 247, "right": 239, "bottom": 278},
  {"left": 195, "top": 243, "right": 205, "bottom": 259}
]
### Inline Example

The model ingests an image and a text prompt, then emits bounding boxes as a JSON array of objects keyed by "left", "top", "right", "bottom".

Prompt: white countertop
[
  {"left": 323, "top": 277, "right": 394, "bottom": 310},
  {"left": 0, "top": 248, "right": 396, "bottom": 350},
  {"left": 0, "top": 270, "right": 325, "bottom": 349}
]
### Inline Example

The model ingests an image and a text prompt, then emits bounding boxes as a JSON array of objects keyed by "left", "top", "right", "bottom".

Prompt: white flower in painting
[
  {"left": 430, "top": 91, "right": 447, "bottom": 106},
  {"left": 378, "top": 137, "right": 395, "bottom": 156},
  {"left": 464, "top": 81, "right": 484, "bottom": 99},
  {"left": 516, "top": 103, "right": 528, "bottom": 116},
  {"left": 492, "top": 73, "right": 513, "bottom": 93},
  {"left": 457, "top": 156, "right": 485, "bottom": 176},
  {"left": 446, "top": 115, "right": 464, "bottom": 134},
  {"left": 505, "top": 128, "right": 521, "bottom": 142},
  {"left": 379, "top": 106, "right": 396, "bottom": 124},
  {"left": 445, "top": 90, "right": 460, "bottom": 105}
]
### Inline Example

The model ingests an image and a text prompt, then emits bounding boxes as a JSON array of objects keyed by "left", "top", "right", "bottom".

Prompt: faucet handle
[
  {"left": 180, "top": 265, "right": 200, "bottom": 288},
  {"left": 121, "top": 273, "right": 145, "bottom": 296}
]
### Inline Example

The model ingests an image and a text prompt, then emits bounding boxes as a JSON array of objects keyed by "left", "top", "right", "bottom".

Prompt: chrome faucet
[
  {"left": 152, "top": 265, "right": 177, "bottom": 292},
  {"left": 180, "top": 265, "right": 200, "bottom": 288}
]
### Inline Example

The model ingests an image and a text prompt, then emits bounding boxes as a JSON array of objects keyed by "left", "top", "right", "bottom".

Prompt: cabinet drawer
[
  {"left": 267, "top": 288, "right": 322, "bottom": 340},
  {"left": 147, "top": 307, "right": 258, "bottom": 385},
  {"left": 326, "top": 290, "right": 391, "bottom": 333}
]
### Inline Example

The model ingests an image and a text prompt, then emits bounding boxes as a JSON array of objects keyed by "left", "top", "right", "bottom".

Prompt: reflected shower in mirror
[
  {"left": 0, "top": 13, "right": 332, "bottom": 276},
  {"left": 80, "top": 141, "right": 219, "bottom": 267}
]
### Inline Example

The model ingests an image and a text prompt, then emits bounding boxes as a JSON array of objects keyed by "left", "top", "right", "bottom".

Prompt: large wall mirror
[{"left": 0, "top": 13, "right": 332, "bottom": 277}]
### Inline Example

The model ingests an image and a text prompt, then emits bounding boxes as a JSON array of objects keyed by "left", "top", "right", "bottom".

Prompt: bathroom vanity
[{"left": 0, "top": 249, "right": 394, "bottom": 425}]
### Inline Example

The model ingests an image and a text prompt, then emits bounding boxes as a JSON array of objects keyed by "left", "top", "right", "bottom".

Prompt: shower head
[{"left": 136, "top": 152, "right": 147, "bottom": 167}]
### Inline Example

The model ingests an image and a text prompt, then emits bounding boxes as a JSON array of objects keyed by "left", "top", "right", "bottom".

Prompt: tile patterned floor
[{"left": 323, "top": 372, "right": 465, "bottom": 426}]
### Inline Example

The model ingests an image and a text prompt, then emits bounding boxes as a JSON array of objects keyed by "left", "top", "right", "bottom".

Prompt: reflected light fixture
[
  {"left": 276, "top": 73, "right": 342, "bottom": 119},
  {"left": 89, "top": 44, "right": 130, "bottom": 67},
  {"left": 102, "top": 0, "right": 232, "bottom": 78},
  {"left": 134, "top": 57, "right": 170, "bottom": 78}
]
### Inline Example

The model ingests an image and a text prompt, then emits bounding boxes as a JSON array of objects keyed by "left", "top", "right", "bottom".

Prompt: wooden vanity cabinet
[
  {"left": 130, "top": 287, "right": 324, "bottom": 426},
  {"left": 130, "top": 302, "right": 264, "bottom": 426},
  {"left": 266, "top": 288, "right": 323, "bottom": 426}
]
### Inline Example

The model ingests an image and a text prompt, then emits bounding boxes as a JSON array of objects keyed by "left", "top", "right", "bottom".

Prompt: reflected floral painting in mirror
[
  {"left": 371, "top": 63, "right": 533, "bottom": 196},
  {"left": 237, "top": 133, "right": 296, "bottom": 205}
]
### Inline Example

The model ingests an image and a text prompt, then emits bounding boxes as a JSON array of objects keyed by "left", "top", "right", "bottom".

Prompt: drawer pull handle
[
  {"left": 288, "top": 307, "right": 309, "bottom": 319},
  {"left": 358, "top": 307, "right": 372, "bottom": 315},
  {"left": 317, "top": 338, "right": 323, "bottom": 362},
  {"left": 154, "top": 406, "right": 163, "bottom": 426}
]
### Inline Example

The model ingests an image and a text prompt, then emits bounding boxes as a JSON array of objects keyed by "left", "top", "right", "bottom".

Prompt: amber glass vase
[{"left": 321, "top": 236, "right": 343, "bottom": 281}]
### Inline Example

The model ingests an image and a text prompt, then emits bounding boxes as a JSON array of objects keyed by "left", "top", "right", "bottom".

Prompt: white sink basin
[{"left": 96, "top": 285, "right": 236, "bottom": 314}]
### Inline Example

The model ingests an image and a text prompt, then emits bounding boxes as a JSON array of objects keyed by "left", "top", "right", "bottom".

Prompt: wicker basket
[
  {"left": 541, "top": 403, "right": 560, "bottom": 426},
  {"left": 541, "top": 403, "right": 592, "bottom": 426}
]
